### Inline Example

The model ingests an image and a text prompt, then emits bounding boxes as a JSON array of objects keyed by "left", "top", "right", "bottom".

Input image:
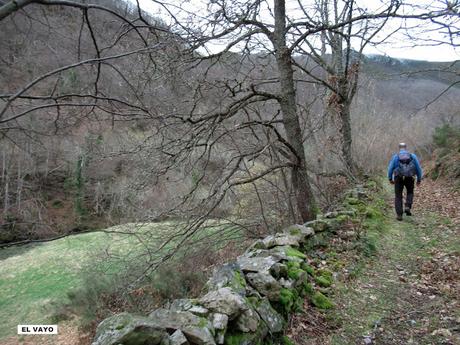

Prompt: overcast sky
[{"left": 132, "top": 0, "right": 460, "bottom": 62}]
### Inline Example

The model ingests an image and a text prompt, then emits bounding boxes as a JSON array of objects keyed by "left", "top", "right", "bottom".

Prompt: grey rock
[
  {"left": 149, "top": 309, "right": 215, "bottom": 345},
  {"left": 243, "top": 249, "right": 287, "bottom": 263},
  {"left": 188, "top": 305, "right": 209, "bottom": 316},
  {"left": 363, "top": 336, "right": 373, "bottom": 345},
  {"left": 254, "top": 298, "right": 284, "bottom": 333},
  {"left": 91, "top": 312, "right": 168, "bottom": 345},
  {"left": 169, "top": 299, "right": 193, "bottom": 312},
  {"left": 205, "top": 263, "right": 246, "bottom": 295},
  {"left": 269, "top": 263, "right": 288, "bottom": 279},
  {"left": 211, "top": 313, "right": 228, "bottom": 330},
  {"left": 245, "top": 285, "right": 263, "bottom": 299},
  {"left": 169, "top": 330, "right": 189, "bottom": 345},
  {"left": 199, "top": 287, "right": 249, "bottom": 319},
  {"left": 245, "top": 272, "right": 282, "bottom": 301},
  {"left": 279, "top": 277, "right": 295, "bottom": 289},
  {"left": 304, "top": 219, "right": 329, "bottom": 232},
  {"left": 261, "top": 234, "right": 300, "bottom": 249},
  {"left": 215, "top": 330, "right": 225, "bottom": 345},
  {"left": 236, "top": 307, "right": 261, "bottom": 333},
  {"left": 246, "top": 239, "right": 267, "bottom": 250},
  {"left": 268, "top": 246, "right": 305, "bottom": 263},
  {"left": 323, "top": 211, "right": 339, "bottom": 218},
  {"left": 224, "top": 323, "right": 269, "bottom": 345},
  {"left": 283, "top": 224, "right": 315, "bottom": 243},
  {"left": 237, "top": 256, "right": 280, "bottom": 273}
]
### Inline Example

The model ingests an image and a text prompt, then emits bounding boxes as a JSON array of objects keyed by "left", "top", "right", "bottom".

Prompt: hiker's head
[{"left": 399, "top": 142, "right": 407, "bottom": 150}]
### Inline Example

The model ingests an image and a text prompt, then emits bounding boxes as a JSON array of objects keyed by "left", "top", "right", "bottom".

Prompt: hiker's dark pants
[{"left": 394, "top": 176, "right": 415, "bottom": 216}]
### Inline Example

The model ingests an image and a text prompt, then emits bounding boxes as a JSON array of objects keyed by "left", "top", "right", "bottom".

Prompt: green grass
[{"left": 0, "top": 221, "right": 242, "bottom": 339}]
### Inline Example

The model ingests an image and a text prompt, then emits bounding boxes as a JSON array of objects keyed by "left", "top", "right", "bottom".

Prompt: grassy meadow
[{"left": 0, "top": 221, "right": 242, "bottom": 339}]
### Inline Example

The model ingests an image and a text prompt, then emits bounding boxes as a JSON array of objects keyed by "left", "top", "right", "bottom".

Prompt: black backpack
[{"left": 396, "top": 152, "right": 417, "bottom": 177}]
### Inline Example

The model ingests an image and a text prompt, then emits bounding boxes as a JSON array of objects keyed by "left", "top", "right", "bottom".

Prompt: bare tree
[{"left": 0, "top": 0, "right": 459, "bottom": 273}]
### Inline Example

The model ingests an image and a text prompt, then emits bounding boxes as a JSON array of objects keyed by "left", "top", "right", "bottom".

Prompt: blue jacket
[{"left": 388, "top": 149, "right": 423, "bottom": 182}]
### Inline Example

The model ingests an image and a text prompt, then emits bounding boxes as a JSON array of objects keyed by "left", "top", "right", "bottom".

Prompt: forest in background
[{"left": 1, "top": 0, "right": 458, "bottom": 245}]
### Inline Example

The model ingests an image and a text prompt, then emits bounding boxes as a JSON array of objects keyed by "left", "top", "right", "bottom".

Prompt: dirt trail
[{"left": 289, "top": 179, "right": 460, "bottom": 345}]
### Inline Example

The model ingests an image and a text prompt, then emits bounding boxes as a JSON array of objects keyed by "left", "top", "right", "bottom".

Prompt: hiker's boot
[
  {"left": 396, "top": 214, "right": 403, "bottom": 221},
  {"left": 405, "top": 208, "right": 412, "bottom": 216}
]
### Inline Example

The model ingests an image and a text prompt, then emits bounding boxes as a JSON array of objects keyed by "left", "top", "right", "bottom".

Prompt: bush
[{"left": 433, "top": 124, "right": 460, "bottom": 148}]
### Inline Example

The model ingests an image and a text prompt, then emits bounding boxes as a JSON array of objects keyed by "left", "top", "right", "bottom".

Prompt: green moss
[
  {"left": 288, "top": 261, "right": 301, "bottom": 268},
  {"left": 357, "top": 235, "right": 378, "bottom": 257},
  {"left": 282, "top": 335, "right": 295, "bottom": 345},
  {"left": 302, "top": 282, "right": 314, "bottom": 297},
  {"left": 312, "top": 291, "right": 334, "bottom": 309},
  {"left": 285, "top": 247, "right": 307, "bottom": 259},
  {"left": 279, "top": 288, "right": 300, "bottom": 314},
  {"left": 233, "top": 270, "right": 247, "bottom": 288},
  {"left": 365, "top": 180, "right": 378, "bottom": 189},
  {"left": 314, "top": 269, "right": 333, "bottom": 287},
  {"left": 288, "top": 227, "right": 301, "bottom": 236},
  {"left": 336, "top": 214, "right": 350, "bottom": 223},
  {"left": 286, "top": 261, "right": 305, "bottom": 280},
  {"left": 225, "top": 332, "right": 248, "bottom": 345},
  {"left": 245, "top": 296, "right": 260, "bottom": 307},
  {"left": 318, "top": 269, "right": 333, "bottom": 280},
  {"left": 315, "top": 276, "right": 332, "bottom": 287},
  {"left": 198, "top": 317, "right": 208, "bottom": 328},
  {"left": 345, "top": 197, "right": 361, "bottom": 206},
  {"left": 304, "top": 232, "right": 330, "bottom": 251},
  {"left": 300, "top": 263, "right": 315, "bottom": 276},
  {"left": 365, "top": 206, "right": 383, "bottom": 219},
  {"left": 115, "top": 322, "right": 126, "bottom": 330}
]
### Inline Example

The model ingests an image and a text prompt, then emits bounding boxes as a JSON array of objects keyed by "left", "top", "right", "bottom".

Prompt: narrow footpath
[{"left": 288, "top": 179, "right": 460, "bottom": 345}]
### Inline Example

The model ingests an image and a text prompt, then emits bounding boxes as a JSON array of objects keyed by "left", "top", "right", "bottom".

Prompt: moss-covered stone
[
  {"left": 245, "top": 296, "right": 260, "bottom": 307},
  {"left": 301, "top": 282, "right": 314, "bottom": 297},
  {"left": 224, "top": 320, "right": 269, "bottom": 345},
  {"left": 288, "top": 227, "right": 301, "bottom": 236},
  {"left": 311, "top": 291, "right": 334, "bottom": 309},
  {"left": 300, "top": 262, "right": 315, "bottom": 276},
  {"left": 315, "top": 269, "right": 333, "bottom": 287},
  {"left": 92, "top": 313, "right": 168, "bottom": 345},
  {"left": 234, "top": 270, "right": 247, "bottom": 288},
  {"left": 304, "top": 219, "right": 329, "bottom": 232},
  {"left": 279, "top": 288, "right": 301, "bottom": 314},
  {"left": 285, "top": 247, "right": 307, "bottom": 259},
  {"left": 286, "top": 261, "right": 305, "bottom": 280},
  {"left": 304, "top": 232, "right": 330, "bottom": 251},
  {"left": 225, "top": 332, "right": 248, "bottom": 345},
  {"left": 315, "top": 275, "right": 332, "bottom": 288}
]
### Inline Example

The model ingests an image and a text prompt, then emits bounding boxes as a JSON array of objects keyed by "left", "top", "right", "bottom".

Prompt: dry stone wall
[{"left": 91, "top": 187, "right": 368, "bottom": 345}]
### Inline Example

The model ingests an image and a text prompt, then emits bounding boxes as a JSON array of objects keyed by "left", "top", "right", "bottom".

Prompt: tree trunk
[
  {"left": 273, "top": 0, "right": 317, "bottom": 222},
  {"left": 339, "top": 98, "right": 354, "bottom": 172}
]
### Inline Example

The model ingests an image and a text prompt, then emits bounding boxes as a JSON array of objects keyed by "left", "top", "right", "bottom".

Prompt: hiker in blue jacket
[{"left": 388, "top": 143, "right": 423, "bottom": 221}]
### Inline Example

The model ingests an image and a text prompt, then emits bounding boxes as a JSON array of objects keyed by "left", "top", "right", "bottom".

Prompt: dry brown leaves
[
  {"left": 416, "top": 251, "right": 460, "bottom": 298},
  {"left": 286, "top": 301, "right": 335, "bottom": 345},
  {"left": 414, "top": 178, "right": 460, "bottom": 227}
]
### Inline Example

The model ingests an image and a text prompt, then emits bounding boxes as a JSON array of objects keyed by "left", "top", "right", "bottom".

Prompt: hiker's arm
[
  {"left": 412, "top": 154, "right": 423, "bottom": 182},
  {"left": 387, "top": 155, "right": 396, "bottom": 181}
]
